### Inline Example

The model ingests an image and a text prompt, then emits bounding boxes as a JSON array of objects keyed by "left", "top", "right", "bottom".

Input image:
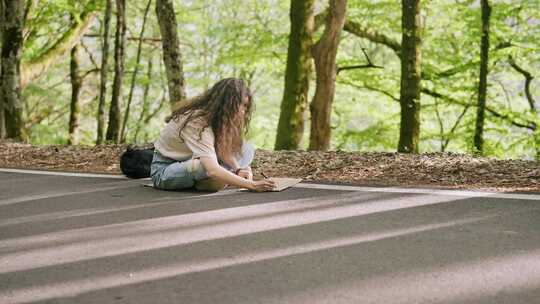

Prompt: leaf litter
[{"left": 0, "top": 141, "right": 537, "bottom": 193}]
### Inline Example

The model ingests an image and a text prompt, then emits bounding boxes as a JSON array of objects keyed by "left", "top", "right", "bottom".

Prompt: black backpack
[{"left": 120, "top": 147, "right": 155, "bottom": 178}]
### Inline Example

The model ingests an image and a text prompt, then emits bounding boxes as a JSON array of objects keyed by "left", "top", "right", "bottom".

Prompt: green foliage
[
  {"left": 335, "top": 0, "right": 539, "bottom": 159},
  {"left": 16, "top": 0, "right": 540, "bottom": 160},
  {"left": 28, "top": 124, "right": 68, "bottom": 145}
]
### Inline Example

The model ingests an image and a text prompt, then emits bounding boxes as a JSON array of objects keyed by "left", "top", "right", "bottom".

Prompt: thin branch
[
  {"left": 495, "top": 79, "right": 512, "bottom": 109},
  {"left": 22, "top": 0, "right": 40, "bottom": 42},
  {"left": 433, "top": 43, "right": 513, "bottom": 79},
  {"left": 337, "top": 48, "right": 384, "bottom": 74},
  {"left": 422, "top": 88, "right": 536, "bottom": 131},
  {"left": 337, "top": 63, "right": 384, "bottom": 74},
  {"left": 81, "top": 68, "right": 100, "bottom": 79},
  {"left": 145, "top": 94, "right": 166, "bottom": 124},
  {"left": 80, "top": 39, "right": 99, "bottom": 69},
  {"left": 341, "top": 16, "right": 514, "bottom": 81},
  {"left": 433, "top": 99, "right": 445, "bottom": 151},
  {"left": 443, "top": 105, "right": 470, "bottom": 151},
  {"left": 338, "top": 80, "right": 399, "bottom": 102},
  {"left": 84, "top": 33, "right": 162, "bottom": 44},
  {"left": 47, "top": 94, "right": 97, "bottom": 125},
  {"left": 343, "top": 19, "right": 401, "bottom": 57},
  {"left": 360, "top": 48, "right": 373, "bottom": 66},
  {"left": 508, "top": 55, "right": 536, "bottom": 112}
]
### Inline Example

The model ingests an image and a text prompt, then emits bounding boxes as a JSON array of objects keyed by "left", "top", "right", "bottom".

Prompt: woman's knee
[{"left": 152, "top": 160, "right": 196, "bottom": 190}]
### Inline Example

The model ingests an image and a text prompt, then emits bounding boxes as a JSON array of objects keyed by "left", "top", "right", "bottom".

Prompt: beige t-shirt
[{"left": 154, "top": 111, "right": 217, "bottom": 161}]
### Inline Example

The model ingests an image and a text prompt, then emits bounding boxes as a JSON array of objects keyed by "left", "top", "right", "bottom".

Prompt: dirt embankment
[{"left": 0, "top": 142, "right": 538, "bottom": 193}]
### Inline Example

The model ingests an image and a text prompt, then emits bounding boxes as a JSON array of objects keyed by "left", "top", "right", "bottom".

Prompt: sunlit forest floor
[{"left": 0, "top": 141, "right": 538, "bottom": 193}]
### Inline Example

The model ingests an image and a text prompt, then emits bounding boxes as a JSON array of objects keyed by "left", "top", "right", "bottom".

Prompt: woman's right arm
[{"left": 199, "top": 156, "right": 276, "bottom": 192}]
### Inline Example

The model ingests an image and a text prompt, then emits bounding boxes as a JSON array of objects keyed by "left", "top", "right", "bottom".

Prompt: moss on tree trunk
[
  {"left": 96, "top": 0, "right": 113, "bottom": 145},
  {"left": 106, "top": 0, "right": 126, "bottom": 143},
  {"left": 274, "top": 0, "right": 315, "bottom": 150},
  {"left": 20, "top": 9, "right": 97, "bottom": 88},
  {"left": 397, "top": 0, "right": 422, "bottom": 154},
  {"left": 0, "top": 0, "right": 25, "bottom": 140},
  {"left": 473, "top": 0, "right": 491, "bottom": 154},
  {"left": 68, "top": 43, "right": 82, "bottom": 145},
  {"left": 156, "top": 0, "right": 186, "bottom": 105}
]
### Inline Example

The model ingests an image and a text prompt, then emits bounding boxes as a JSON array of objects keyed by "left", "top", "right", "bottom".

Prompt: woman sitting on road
[{"left": 151, "top": 78, "right": 276, "bottom": 192}]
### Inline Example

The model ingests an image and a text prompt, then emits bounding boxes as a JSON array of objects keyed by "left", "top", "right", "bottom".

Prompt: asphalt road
[{"left": 0, "top": 168, "right": 539, "bottom": 304}]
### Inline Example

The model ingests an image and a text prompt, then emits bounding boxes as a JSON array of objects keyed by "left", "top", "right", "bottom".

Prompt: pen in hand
[{"left": 260, "top": 171, "right": 277, "bottom": 191}]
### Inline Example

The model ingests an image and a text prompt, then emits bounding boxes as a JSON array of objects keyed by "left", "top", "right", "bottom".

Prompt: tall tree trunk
[
  {"left": 0, "top": 0, "right": 5, "bottom": 139},
  {"left": 120, "top": 0, "right": 152, "bottom": 143},
  {"left": 133, "top": 57, "right": 154, "bottom": 143},
  {"left": 96, "top": 0, "right": 112, "bottom": 144},
  {"left": 156, "top": 0, "right": 186, "bottom": 105},
  {"left": 105, "top": 0, "right": 126, "bottom": 143},
  {"left": 0, "top": 0, "right": 25, "bottom": 140},
  {"left": 274, "top": 0, "right": 315, "bottom": 150},
  {"left": 68, "top": 42, "right": 82, "bottom": 145},
  {"left": 397, "top": 0, "right": 422, "bottom": 153},
  {"left": 473, "top": 0, "right": 491, "bottom": 154},
  {"left": 308, "top": 0, "right": 347, "bottom": 151}
]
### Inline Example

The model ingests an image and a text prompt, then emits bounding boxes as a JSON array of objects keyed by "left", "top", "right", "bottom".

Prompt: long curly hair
[{"left": 168, "top": 78, "right": 254, "bottom": 163}]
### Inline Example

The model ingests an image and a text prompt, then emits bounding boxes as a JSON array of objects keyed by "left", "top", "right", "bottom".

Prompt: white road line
[
  {"left": 0, "top": 181, "right": 143, "bottom": 207},
  {"left": 294, "top": 183, "right": 540, "bottom": 201},
  {"left": 0, "top": 168, "right": 127, "bottom": 179},
  {"left": 1, "top": 167, "right": 538, "bottom": 200}
]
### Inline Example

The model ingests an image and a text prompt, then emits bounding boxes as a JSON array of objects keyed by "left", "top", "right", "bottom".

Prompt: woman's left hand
[{"left": 236, "top": 168, "right": 253, "bottom": 180}]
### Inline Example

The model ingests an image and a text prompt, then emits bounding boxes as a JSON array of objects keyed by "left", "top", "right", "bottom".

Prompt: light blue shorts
[{"left": 150, "top": 142, "right": 255, "bottom": 190}]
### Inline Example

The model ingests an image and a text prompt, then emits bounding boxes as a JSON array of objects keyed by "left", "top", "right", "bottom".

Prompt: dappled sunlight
[
  {"left": 0, "top": 192, "right": 459, "bottom": 273},
  {"left": 279, "top": 250, "right": 540, "bottom": 304},
  {"left": 0, "top": 191, "right": 242, "bottom": 229},
  {"left": 0, "top": 214, "right": 492, "bottom": 304},
  {"left": 2, "top": 193, "right": 388, "bottom": 249},
  {"left": 0, "top": 192, "right": 371, "bottom": 253}
]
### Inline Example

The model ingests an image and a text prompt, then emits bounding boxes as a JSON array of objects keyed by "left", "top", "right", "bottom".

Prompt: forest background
[{"left": 0, "top": 0, "right": 539, "bottom": 161}]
